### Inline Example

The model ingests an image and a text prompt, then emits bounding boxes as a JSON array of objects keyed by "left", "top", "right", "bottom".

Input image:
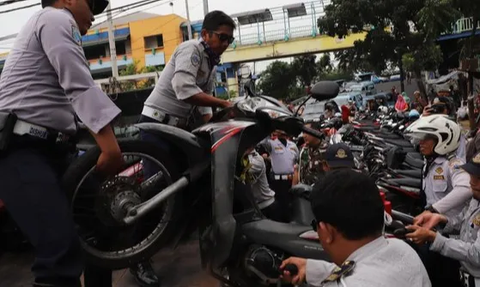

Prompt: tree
[
  {"left": 318, "top": 0, "right": 454, "bottom": 96},
  {"left": 291, "top": 55, "right": 318, "bottom": 87},
  {"left": 119, "top": 60, "right": 163, "bottom": 91},
  {"left": 257, "top": 61, "right": 298, "bottom": 100}
]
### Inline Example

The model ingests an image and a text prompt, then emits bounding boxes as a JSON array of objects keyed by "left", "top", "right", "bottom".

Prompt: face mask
[{"left": 200, "top": 40, "right": 221, "bottom": 67}]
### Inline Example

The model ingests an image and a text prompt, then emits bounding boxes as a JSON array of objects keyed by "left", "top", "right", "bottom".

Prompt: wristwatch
[{"left": 426, "top": 205, "right": 439, "bottom": 213}]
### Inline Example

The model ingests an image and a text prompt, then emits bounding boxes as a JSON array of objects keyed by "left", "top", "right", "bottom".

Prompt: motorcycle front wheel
[{"left": 63, "top": 140, "right": 183, "bottom": 269}]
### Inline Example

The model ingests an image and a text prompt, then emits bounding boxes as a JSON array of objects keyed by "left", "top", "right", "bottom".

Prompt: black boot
[{"left": 130, "top": 261, "right": 160, "bottom": 287}]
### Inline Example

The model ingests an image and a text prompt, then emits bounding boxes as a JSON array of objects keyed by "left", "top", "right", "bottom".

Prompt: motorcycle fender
[{"left": 135, "top": 123, "right": 208, "bottom": 162}]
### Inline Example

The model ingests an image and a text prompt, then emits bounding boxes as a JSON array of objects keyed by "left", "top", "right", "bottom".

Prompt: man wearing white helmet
[{"left": 405, "top": 114, "right": 471, "bottom": 219}]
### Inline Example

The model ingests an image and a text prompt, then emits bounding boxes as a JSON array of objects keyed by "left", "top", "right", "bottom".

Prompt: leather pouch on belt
[{"left": 0, "top": 112, "right": 18, "bottom": 152}]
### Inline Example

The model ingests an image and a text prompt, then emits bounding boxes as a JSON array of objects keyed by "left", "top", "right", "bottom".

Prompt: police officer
[
  {"left": 280, "top": 170, "right": 431, "bottom": 286},
  {"left": 407, "top": 151, "right": 480, "bottom": 287},
  {"left": 0, "top": 0, "right": 124, "bottom": 286},
  {"left": 406, "top": 115, "right": 471, "bottom": 219},
  {"left": 132, "top": 11, "right": 236, "bottom": 284},
  {"left": 260, "top": 130, "right": 298, "bottom": 218},
  {"left": 293, "top": 122, "right": 326, "bottom": 186}
]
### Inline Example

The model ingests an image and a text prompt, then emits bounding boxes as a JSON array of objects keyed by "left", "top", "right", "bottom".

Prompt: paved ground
[{"left": 0, "top": 239, "right": 218, "bottom": 287}]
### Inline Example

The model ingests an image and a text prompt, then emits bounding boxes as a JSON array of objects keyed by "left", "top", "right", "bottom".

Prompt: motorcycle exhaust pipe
[{"left": 123, "top": 161, "right": 210, "bottom": 225}]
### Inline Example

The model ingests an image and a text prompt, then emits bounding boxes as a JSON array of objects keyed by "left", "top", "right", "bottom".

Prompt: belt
[
  {"left": 142, "top": 106, "right": 188, "bottom": 128},
  {"left": 13, "top": 120, "right": 70, "bottom": 143},
  {"left": 273, "top": 174, "right": 294, "bottom": 181}
]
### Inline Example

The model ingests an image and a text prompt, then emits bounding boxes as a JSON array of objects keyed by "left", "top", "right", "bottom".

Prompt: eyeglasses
[{"left": 212, "top": 31, "right": 235, "bottom": 44}]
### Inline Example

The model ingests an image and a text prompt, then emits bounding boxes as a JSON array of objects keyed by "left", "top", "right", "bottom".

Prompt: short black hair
[
  {"left": 41, "top": 0, "right": 57, "bottom": 8},
  {"left": 202, "top": 10, "right": 236, "bottom": 31},
  {"left": 310, "top": 170, "right": 384, "bottom": 240}
]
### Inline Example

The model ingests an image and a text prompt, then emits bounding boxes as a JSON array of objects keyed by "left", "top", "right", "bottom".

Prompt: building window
[
  {"left": 144, "top": 34, "right": 164, "bottom": 49},
  {"left": 116, "top": 41, "right": 126, "bottom": 55},
  {"left": 83, "top": 44, "right": 107, "bottom": 60}
]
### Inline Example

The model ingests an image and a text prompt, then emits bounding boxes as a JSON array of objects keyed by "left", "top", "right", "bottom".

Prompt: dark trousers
[
  {"left": 0, "top": 140, "right": 82, "bottom": 286},
  {"left": 269, "top": 179, "right": 292, "bottom": 222}
]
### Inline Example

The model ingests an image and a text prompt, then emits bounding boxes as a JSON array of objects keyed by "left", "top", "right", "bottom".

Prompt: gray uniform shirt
[
  {"left": 423, "top": 156, "right": 471, "bottom": 217},
  {"left": 306, "top": 237, "right": 431, "bottom": 287},
  {"left": 144, "top": 39, "right": 216, "bottom": 119},
  {"left": 431, "top": 198, "right": 480, "bottom": 277},
  {"left": 247, "top": 151, "right": 275, "bottom": 206},
  {"left": 0, "top": 7, "right": 120, "bottom": 134},
  {"left": 261, "top": 138, "right": 299, "bottom": 175}
]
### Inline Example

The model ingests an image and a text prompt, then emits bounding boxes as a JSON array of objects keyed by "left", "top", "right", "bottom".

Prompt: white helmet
[
  {"left": 378, "top": 106, "right": 388, "bottom": 114},
  {"left": 405, "top": 114, "right": 460, "bottom": 155}
]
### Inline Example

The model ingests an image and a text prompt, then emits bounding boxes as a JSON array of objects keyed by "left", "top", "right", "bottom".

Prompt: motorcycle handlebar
[{"left": 302, "top": 125, "right": 325, "bottom": 140}]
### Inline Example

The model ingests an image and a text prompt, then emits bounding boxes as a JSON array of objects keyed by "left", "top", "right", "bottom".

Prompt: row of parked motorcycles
[{"left": 0, "top": 80, "right": 430, "bottom": 286}]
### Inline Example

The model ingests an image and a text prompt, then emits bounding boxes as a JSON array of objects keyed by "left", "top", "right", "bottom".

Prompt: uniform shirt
[
  {"left": 423, "top": 156, "right": 471, "bottom": 218},
  {"left": 0, "top": 8, "right": 120, "bottom": 134},
  {"left": 298, "top": 144, "right": 326, "bottom": 185},
  {"left": 246, "top": 151, "right": 275, "bottom": 207},
  {"left": 431, "top": 198, "right": 480, "bottom": 277},
  {"left": 261, "top": 138, "right": 299, "bottom": 175},
  {"left": 306, "top": 237, "right": 431, "bottom": 287},
  {"left": 144, "top": 39, "right": 216, "bottom": 119}
]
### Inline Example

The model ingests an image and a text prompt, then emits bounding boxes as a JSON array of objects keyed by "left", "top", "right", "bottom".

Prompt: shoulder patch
[
  {"left": 449, "top": 158, "right": 464, "bottom": 170},
  {"left": 472, "top": 214, "right": 480, "bottom": 226},
  {"left": 191, "top": 52, "right": 201, "bottom": 67},
  {"left": 71, "top": 25, "right": 82, "bottom": 45},
  {"left": 322, "top": 260, "right": 355, "bottom": 283}
]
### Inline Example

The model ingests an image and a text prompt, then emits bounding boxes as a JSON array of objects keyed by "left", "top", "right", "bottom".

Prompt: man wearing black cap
[
  {"left": 407, "top": 151, "right": 480, "bottom": 286},
  {"left": 0, "top": 0, "right": 123, "bottom": 286},
  {"left": 322, "top": 143, "right": 356, "bottom": 172}
]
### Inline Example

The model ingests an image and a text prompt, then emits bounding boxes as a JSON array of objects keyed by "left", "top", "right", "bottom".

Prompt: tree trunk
[
  {"left": 399, "top": 57, "right": 405, "bottom": 92},
  {"left": 414, "top": 69, "right": 428, "bottom": 103}
]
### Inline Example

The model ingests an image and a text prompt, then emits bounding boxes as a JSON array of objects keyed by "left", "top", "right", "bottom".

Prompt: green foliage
[
  {"left": 290, "top": 55, "right": 318, "bottom": 87},
  {"left": 257, "top": 61, "right": 299, "bottom": 100},
  {"left": 119, "top": 60, "right": 163, "bottom": 91}
]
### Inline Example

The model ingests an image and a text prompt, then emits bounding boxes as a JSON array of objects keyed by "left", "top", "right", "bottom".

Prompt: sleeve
[
  {"left": 430, "top": 228, "right": 480, "bottom": 268},
  {"left": 171, "top": 43, "right": 204, "bottom": 100},
  {"left": 443, "top": 203, "right": 469, "bottom": 234},
  {"left": 259, "top": 138, "right": 272, "bottom": 153},
  {"left": 198, "top": 106, "right": 213, "bottom": 115},
  {"left": 432, "top": 161, "right": 472, "bottom": 214},
  {"left": 36, "top": 11, "right": 121, "bottom": 134},
  {"left": 305, "top": 259, "right": 337, "bottom": 286}
]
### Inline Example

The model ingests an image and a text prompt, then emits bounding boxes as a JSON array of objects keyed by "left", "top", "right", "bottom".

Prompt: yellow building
[{"left": 0, "top": 12, "right": 187, "bottom": 78}]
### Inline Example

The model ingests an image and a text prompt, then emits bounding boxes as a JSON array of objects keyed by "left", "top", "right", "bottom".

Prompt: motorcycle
[{"left": 62, "top": 81, "right": 340, "bottom": 286}]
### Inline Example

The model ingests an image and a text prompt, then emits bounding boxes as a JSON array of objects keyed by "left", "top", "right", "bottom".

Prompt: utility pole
[
  {"left": 203, "top": 0, "right": 209, "bottom": 16},
  {"left": 106, "top": 2, "right": 118, "bottom": 78},
  {"left": 185, "top": 0, "right": 193, "bottom": 40}
]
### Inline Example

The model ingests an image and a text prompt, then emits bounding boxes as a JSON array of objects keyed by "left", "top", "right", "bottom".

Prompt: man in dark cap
[{"left": 322, "top": 143, "right": 356, "bottom": 172}]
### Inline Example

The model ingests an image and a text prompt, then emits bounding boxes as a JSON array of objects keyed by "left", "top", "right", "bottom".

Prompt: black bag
[{"left": 0, "top": 112, "right": 18, "bottom": 152}]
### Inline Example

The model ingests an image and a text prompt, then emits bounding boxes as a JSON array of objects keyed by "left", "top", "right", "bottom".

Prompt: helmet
[
  {"left": 405, "top": 114, "right": 460, "bottom": 155},
  {"left": 408, "top": 109, "right": 420, "bottom": 119},
  {"left": 378, "top": 106, "right": 388, "bottom": 114}
]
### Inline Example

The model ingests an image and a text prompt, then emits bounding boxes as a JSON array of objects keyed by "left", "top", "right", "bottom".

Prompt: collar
[
  {"left": 433, "top": 156, "right": 447, "bottom": 165},
  {"left": 346, "top": 237, "right": 387, "bottom": 263},
  {"left": 199, "top": 39, "right": 221, "bottom": 67}
]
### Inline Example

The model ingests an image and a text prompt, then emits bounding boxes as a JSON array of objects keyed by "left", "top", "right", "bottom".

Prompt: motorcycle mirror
[{"left": 310, "top": 81, "right": 340, "bottom": 101}]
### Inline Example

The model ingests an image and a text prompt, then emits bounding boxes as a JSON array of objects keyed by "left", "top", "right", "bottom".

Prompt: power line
[
  {"left": 0, "top": 0, "right": 31, "bottom": 7},
  {"left": 0, "top": 2, "right": 38, "bottom": 14}
]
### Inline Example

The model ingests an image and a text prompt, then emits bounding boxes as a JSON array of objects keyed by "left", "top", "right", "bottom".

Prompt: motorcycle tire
[{"left": 62, "top": 139, "right": 183, "bottom": 269}]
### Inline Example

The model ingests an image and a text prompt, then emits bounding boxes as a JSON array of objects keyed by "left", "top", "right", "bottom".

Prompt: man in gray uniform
[
  {"left": 280, "top": 170, "right": 430, "bottom": 287},
  {"left": 407, "top": 151, "right": 480, "bottom": 287},
  {"left": 0, "top": 0, "right": 124, "bottom": 286},
  {"left": 132, "top": 10, "right": 236, "bottom": 285}
]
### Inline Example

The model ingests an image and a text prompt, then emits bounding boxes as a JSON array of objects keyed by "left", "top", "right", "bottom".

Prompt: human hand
[
  {"left": 96, "top": 151, "right": 125, "bottom": 177},
  {"left": 414, "top": 211, "right": 446, "bottom": 230},
  {"left": 280, "top": 257, "right": 307, "bottom": 285},
  {"left": 406, "top": 225, "right": 436, "bottom": 244}
]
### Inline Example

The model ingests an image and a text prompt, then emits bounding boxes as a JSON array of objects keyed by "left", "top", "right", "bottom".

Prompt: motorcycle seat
[
  {"left": 384, "top": 177, "right": 421, "bottom": 188},
  {"left": 405, "top": 153, "right": 424, "bottom": 169},
  {"left": 242, "top": 219, "right": 330, "bottom": 261},
  {"left": 289, "top": 184, "right": 313, "bottom": 199},
  {"left": 391, "top": 169, "right": 422, "bottom": 179},
  {"left": 383, "top": 138, "right": 412, "bottom": 148},
  {"left": 407, "top": 152, "right": 423, "bottom": 160}
]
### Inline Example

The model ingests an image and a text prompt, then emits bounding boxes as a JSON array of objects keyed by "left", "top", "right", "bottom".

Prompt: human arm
[
  {"left": 430, "top": 227, "right": 480, "bottom": 267},
  {"left": 170, "top": 44, "right": 230, "bottom": 108},
  {"left": 280, "top": 257, "right": 337, "bottom": 286}
]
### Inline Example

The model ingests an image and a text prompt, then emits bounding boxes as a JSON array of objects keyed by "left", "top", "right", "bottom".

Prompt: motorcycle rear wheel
[{"left": 63, "top": 139, "right": 183, "bottom": 269}]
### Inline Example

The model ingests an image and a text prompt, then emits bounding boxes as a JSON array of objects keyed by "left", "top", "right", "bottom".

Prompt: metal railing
[{"left": 451, "top": 17, "right": 480, "bottom": 34}]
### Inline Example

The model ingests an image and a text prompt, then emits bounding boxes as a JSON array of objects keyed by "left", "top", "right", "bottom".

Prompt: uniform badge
[
  {"left": 435, "top": 167, "right": 443, "bottom": 174},
  {"left": 71, "top": 25, "right": 82, "bottom": 45},
  {"left": 449, "top": 159, "right": 463, "bottom": 170},
  {"left": 191, "top": 53, "right": 201, "bottom": 67},
  {"left": 322, "top": 260, "right": 355, "bottom": 284},
  {"left": 472, "top": 214, "right": 480, "bottom": 226},
  {"left": 335, "top": 149, "right": 347, "bottom": 159},
  {"left": 433, "top": 175, "right": 445, "bottom": 180}
]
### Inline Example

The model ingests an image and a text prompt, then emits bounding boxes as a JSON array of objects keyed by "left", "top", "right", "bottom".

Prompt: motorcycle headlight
[{"left": 262, "top": 108, "right": 291, "bottom": 119}]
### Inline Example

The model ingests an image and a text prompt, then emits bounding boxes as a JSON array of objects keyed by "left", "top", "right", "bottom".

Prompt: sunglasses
[
  {"left": 86, "top": 0, "right": 95, "bottom": 12},
  {"left": 212, "top": 31, "right": 235, "bottom": 44}
]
